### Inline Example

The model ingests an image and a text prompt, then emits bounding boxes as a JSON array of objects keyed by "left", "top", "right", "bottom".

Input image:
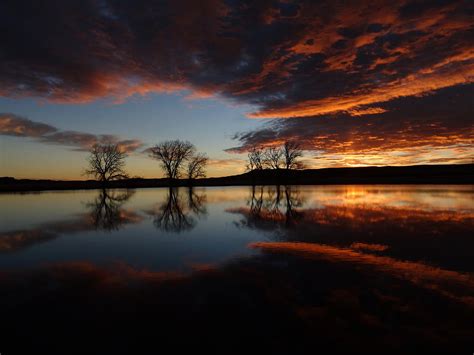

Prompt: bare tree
[
  {"left": 186, "top": 153, "right": 208, "bottom": 180},
  {"left": 283, "top": 141, "right": 304, "bottom": 169},
  {"left": 149, "top": 140, "right": 195, "bottom": 179},
  {"left": 263, "top": 147, "right": 283, "bottom": 169},
  {"left": 246, "top": 147, "right": 265, "bottom": 171},
  {"left": 85, "top": 143, "right": 128, "bottom": 182}
]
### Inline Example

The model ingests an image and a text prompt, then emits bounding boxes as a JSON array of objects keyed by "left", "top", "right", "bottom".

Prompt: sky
[{"left": 0, "top": 0, "right": 473, "bottom": 179}]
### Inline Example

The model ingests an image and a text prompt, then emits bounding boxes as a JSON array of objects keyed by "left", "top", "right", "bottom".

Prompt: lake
[{"left": 1, "top": 185, "right": 473, "bottom": 354}]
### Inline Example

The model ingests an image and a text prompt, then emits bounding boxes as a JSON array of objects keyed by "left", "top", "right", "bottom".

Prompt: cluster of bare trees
[
  {"left": 247, "top": 141, "right": 304, "bottom": 171},
  {"left": 84, "top": 140, "right": 301, "bottom": 183},
  {"left": 85, "top": 140, "right": 208, "bottom": 183},
  {"left": 148, "top": 140, "right": 208, "bottom": 181}
]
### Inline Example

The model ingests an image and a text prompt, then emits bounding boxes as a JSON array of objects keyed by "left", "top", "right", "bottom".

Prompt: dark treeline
[
  {"left": 82, "top": 139, "right": 303, "bottom": 185},
  {"left": 1, "top": 164, "right": 472, "bottom": 192},
  {"left": 82, "top": 139, "right": 305, "bottom": 185},
  {"left": 247, "top": 141, "right": 304, "bottom": 170},
  {"left": 4, "top": 139, "right": 470, "bottom": 192},
  {"left": 83, "top": 139, "right": 209, "bottom": 183}
]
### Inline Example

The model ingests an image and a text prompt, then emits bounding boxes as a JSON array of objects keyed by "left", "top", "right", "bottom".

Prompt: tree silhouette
[
  {"left": 148, "top": 140, "right": 195, "bottom": 179},
  {"left": 263, "top": 147, "right": 283, "bottom": 169},
  {"left": 186, "top": 153, "right": 208, "bottom": 180},
  {"left": 247, "top": 143, "right": 304, "bottom": 171},
  {"left": 85, "top": 143, "right": 128, "bottom": 182},
  {"left": 283, "top": 141, "right": 304, "bottom": 170},
  {"left": 246, "top": 147, "right": 265, "bottom": 171}
]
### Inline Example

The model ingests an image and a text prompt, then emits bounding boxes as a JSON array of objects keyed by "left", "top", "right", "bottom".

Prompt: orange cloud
[
  {"left": 1, "top": 0, "right": 473, "bottom": 172},
  {"left": 248, "top": 63, "right": 474, "bottom": 118},
  {"left": 347, "top": 107, "right": 388, "bottom": 116},
  {"left": 0, "top": 113, "right": 56, "bottom": 136},
  {"left": 230, "top": 81, "right": 474, "bottom": 167},
  {"left": 1, "top": 0, "right": 471, "bottom": 116},
  {"left": 249, "top": 242, "right": 474, "bottom": 306},
  {"left": 349, "top": 242, "right": 388, "bottom": 252}
]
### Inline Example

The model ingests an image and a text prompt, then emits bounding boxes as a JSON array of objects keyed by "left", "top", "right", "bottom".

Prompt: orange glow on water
[{"left": 249, "top": 241, "right": 474, "bottom": 306}]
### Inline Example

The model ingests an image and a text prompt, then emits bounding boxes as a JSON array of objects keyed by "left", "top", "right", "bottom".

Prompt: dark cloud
[
  {"left": 0, "top": 113, "right": 57, "bottom": 137},
  {"left": 0, "top": 113, "right": 144, "bottom": 152},
  {"left": 0, "top": 0, "right": 472, "bottom": 164},
  {"left": 228, "top": 84, "right": 474, "bottom": 165},
  {"left": 0, "top": 0, "right": 471, "bottom": 110}
]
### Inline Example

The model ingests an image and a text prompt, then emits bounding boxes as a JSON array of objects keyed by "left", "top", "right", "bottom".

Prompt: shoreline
[{"left": 1, "top": 164, "right": 472, "bottom": 192}]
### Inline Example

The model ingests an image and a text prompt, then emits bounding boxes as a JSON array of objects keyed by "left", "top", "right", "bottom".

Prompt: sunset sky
[{"left": 0, "top": 0, "right": 473, "bottom": 179}]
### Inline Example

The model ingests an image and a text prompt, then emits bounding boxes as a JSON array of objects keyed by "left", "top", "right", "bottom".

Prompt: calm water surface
[{"left": 1, "top": 185, "right": 473, "bottom": 354}]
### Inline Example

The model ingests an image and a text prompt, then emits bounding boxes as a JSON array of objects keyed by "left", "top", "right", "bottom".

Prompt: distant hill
[{"left": 1, "top": 164, "right": 472, "bottom": 192}]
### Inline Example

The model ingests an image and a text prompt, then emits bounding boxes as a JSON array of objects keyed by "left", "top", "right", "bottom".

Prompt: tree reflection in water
[
  {"left": 187, "top": 187, "right": 207, "bottom": 216},
  {"left": 151, "top": 187, "right": 207, "bottom": 233},
  {"left": 85, "top": 189, "right": 136, "bottom": 231},
  {"left": 235, "top": 185, "right": 304, "bottom": 232},
  {"left": 1, "top": 186, "right": 474, "bottom": 354},
  {"left": 0, "top": 189, "right": 140, "bottom": 252},
  {"left": 231, "top": 185, "right": 474, "bottom": 271}
]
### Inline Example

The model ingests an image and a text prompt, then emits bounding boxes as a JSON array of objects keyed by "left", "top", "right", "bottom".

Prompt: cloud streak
[
  {"left": 0, "top": 113, "right": 144, "bottom": 152},
  {"left": 229, "top": 85, "right": 474, "bottom": 166},
  {"left": 0, "top": 0, "right": 472, "bottom": 114},
  {"left": 0, "top": 0, "right": 472, "bottom": 166}
]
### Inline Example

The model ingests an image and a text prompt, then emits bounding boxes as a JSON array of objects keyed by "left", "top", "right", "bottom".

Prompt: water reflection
[
  {"left": 0, "top": 189, "right": 142, "bottom": 253},
  {"left": 86, "top": 189, "right": 138, "bottom": 231},
  {"left": 0, "top": 185, "right": 473, "bottom": 354},
  {"left": 249, "top": 241, "right": 474, "bottom": 307},
  {"left": 1, "top": 250, "right": 473, "bottom": 354},
  {"left": 230, "top": 185, "right": 304, "bottom": 231},
  {"left": 229, "top": 185, "right": 474, "bottom": 271},
  {"left": 147, "top": 187, "right": 207, "bottom": 233},
  {"left": 0, "top": 229, "right": 56, "bottom": 253}
]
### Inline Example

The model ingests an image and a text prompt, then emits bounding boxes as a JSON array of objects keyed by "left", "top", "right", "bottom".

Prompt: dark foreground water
[{"left": 1, "top": 185, "right": 473, "bottom": 354}]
